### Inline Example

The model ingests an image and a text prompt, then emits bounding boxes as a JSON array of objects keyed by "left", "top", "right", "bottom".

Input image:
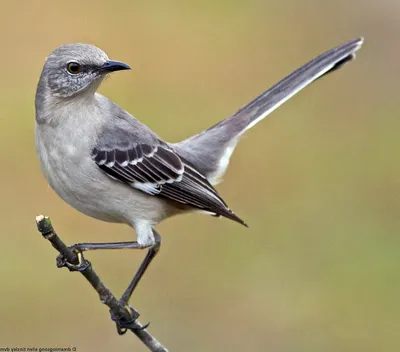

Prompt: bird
[{"left": 35, "top": 37, "right": 363, "bottom": 316}]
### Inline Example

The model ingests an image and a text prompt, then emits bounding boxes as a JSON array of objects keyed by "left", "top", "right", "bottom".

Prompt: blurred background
[{"left": 0, "top": 0, "right": 398, "bottom": 351}]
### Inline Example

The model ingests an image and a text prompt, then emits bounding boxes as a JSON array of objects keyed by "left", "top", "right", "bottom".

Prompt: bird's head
[{"left": 38, "top": 43, "right": 130, "bottom": 99}]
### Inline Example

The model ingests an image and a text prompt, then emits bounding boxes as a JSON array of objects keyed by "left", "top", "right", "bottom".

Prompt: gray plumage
[{"left": 35, "top": 39, "right": 363, "bottom": 248}]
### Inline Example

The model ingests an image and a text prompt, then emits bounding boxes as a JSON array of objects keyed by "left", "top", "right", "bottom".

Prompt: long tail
[{"left": 174, "top": 37, "right": 364, "bottom": 183}]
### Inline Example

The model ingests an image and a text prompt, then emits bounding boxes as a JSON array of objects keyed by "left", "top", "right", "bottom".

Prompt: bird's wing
[{"left": 92, "top": 142, "right": 246, "bottom": 226}]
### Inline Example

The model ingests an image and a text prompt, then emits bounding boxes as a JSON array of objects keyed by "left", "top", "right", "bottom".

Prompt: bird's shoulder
[{"left": 94, "top": 93, "right": 163, "bottom": 149}]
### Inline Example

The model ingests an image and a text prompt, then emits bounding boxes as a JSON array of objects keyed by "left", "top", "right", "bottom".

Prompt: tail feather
[
  {"left": 174, "top": 37, "right": 364, "bottom": 183},
  {"left": 207, "top": 37, "right": 363, "bottom": 136}
]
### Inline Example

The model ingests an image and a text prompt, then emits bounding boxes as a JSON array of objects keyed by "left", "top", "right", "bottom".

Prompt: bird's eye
[{"left": 67, "top": 62, "right": 81, "bottom": 74}]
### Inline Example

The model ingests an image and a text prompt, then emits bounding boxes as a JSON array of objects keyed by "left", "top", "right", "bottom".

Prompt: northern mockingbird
[{"left": 35, "top": 38, "right": 363, "bottom": 316}]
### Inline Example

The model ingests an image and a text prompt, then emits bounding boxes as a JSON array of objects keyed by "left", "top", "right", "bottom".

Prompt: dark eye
[{"left": 67, "top": 62, "right": 81, "bottom": 74}]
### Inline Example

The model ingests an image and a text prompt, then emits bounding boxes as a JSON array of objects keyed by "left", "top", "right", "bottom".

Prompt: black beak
[{"left": 99, "top": 60, "right": 131, "bottom": 73}]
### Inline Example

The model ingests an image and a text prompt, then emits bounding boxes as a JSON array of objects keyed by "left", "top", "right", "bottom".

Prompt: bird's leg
[
  {"left": 56, "top": 230, "right": 161, "bottom": 330},
  {"left": 56, "top": 241, "right": 144, "bottom": 271},
  {"left": 56, "top": 241, "right": 145, "bottom": 272},
  {"left": 108, "top": 231, "right": 161, "bottom": 332},
  {"left": 59, "top": 231, "right": 162, "bottom": 303},
  {"left": 71, "top": 241, "right": 143, "bottom": 251},
  {"left": 119, "top": 230, "right": 162, "bottom": 306}
]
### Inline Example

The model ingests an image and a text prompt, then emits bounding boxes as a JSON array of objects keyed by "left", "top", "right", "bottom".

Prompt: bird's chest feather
[{"left": 35, "top": 114, "right": 100, "bottom": 203}]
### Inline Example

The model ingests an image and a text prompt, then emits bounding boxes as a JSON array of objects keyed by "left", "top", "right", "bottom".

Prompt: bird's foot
[
  {"left": 56, "top": 246, "right": 90, "bottom": 272},
  {"left": 111, "top": 305, "right": 150, "bottom": 334}
]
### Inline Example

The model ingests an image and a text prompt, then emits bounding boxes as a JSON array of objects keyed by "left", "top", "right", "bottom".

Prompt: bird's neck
[{"left": 35, "top": 88, "right": 98, "bottom": 127}]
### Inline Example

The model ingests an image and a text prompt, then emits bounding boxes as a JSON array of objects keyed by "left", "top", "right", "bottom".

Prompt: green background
[{"left": 0, "top": 1, "right": 398, "bottom": 351}]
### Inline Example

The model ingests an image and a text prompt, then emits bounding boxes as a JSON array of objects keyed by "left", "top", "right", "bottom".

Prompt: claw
[
  {"left": 110, "top": 305, "right": 145, "bottom": 333},
  {"left": 56, "top": 247, "right": 90, "bottom": 272},
  {"left": 116, "top": 326, "right": 128, "bottom": 335},
  {"left": 138, "top": 321, "right": 150, "bottom": 330}
]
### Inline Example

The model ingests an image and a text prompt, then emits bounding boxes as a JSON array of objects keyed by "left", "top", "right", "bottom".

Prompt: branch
[{"left": 35, "top": 215, "right": 168, "bottom": 352}]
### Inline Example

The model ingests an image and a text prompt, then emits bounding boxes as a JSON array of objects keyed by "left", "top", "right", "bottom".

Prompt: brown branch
[{"left": 35, "top": 215, "right": 168, "bottom": 352}]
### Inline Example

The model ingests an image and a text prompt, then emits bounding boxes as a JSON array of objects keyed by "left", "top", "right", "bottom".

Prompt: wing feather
[{"left": 92, "top": 143, "right": 246, "bottom": 226}]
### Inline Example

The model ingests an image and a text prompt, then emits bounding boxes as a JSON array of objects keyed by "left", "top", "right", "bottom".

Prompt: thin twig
[{"left": 35, "top": 215, "right": 168, "bottom": 352}]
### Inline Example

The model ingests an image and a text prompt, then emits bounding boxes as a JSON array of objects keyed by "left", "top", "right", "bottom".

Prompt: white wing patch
[{"left": 132, "top": 182, "right": 161, "bottom": 195}]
